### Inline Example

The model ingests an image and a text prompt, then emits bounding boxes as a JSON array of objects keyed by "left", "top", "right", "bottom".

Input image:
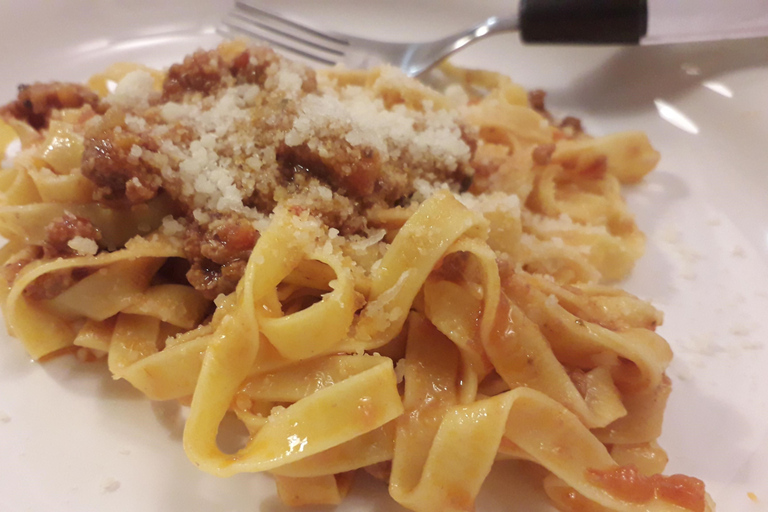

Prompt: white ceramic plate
[{"left": 1, "top": 1, "right": 767, "bottom": 511}]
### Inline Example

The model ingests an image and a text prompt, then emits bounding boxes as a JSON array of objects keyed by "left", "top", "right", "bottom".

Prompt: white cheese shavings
[
  {"left": 108, "top": 70, "right": 155, "bottom": 111},
  {"left": 67, "top": 236, "right": 98, "bottom": 256}
]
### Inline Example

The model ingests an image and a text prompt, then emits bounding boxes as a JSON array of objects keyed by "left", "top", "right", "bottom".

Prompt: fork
[{"left": 220, "top": 0, "right": 649, "bottom": 77}]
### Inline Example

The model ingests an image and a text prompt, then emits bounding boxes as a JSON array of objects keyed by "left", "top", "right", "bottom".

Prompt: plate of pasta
[{"left": 1, "top": 1, "right": 767, "bottom": 512}]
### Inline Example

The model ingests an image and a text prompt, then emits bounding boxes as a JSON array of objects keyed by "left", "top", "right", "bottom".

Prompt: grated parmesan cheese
[
  {"left": 67, "top": 236, "right": 98, "bottom": 256},
  {"left": 108, "top": 70, "right": 155, "bottom": 111}
]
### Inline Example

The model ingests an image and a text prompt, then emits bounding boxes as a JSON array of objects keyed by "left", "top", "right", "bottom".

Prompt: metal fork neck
[{"left": 403, "top": 14, "right": 519, "bottom": 76}]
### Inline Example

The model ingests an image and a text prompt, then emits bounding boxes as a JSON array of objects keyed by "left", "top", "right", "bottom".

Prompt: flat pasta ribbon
[
  {"left": 3, "top": 235, "right": 180, "bottom": 358},
  {"left": 345, "top": 190, "right": 490, "bottom": 350}
]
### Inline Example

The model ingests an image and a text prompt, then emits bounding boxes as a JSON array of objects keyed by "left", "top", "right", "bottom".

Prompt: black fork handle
[{"left": 520, "top": 0, "right": 648, "bottom": 44}]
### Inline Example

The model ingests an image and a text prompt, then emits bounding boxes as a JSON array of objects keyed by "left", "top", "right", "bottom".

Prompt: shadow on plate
[
  {"left": 151, "top": 399, "right": 187, "bottom": 440},
  {"left": 0, "top": 337, "right": 38, "bottom": 379},
  {"left": 254, "top": 458, "right": 557, "bottom": 512},
  {"left": 664, "top": 369, "right": 753, "bottom": 483},
  {"left": 622, "top": 170, "right": 690, "bottom": 302},
  {"left": 549, "top": 37, "right": 768, "bottom": 115},
  {"left": 37, "top": 353, "right": 146, "bottom": 401}
]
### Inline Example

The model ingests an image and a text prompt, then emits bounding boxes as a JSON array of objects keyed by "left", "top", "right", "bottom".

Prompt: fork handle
[{"left": 520, "top": 0, "right": 647, "bottom": 44}]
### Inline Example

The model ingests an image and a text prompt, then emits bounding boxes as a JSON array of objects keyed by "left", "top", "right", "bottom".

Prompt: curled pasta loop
[
  {"left": 183, "top": 330, "right": 403, "bottom": 475},
  {"left": 233, "top": 207, "right": 357, "bottom": 360},
  {"left": 423, "top": 237, "right": 500, "bottom": 402},
  {"left": 237, "top": 356, "right": 398, "bottom": 478},
  {"left": 347, "top": 190, "right": 490, "bottom": 350},
  {"left": 502, "top": 270, "right": 672, "bottom": 395},
  {"left": 258, "top": 248, "right": 355, "bottom": 360},
  {"left": 486, "top": 290, "right": 626, "bottom": 429},
  {"left": 4, "top": 236, "right": 180, "bottom": 358}
]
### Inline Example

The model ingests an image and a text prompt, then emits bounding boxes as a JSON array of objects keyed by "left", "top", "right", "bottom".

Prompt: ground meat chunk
[
  {"left": 81, "top": 109, "right": 162, "bottom": 204},
  {"left": 182, "top": 216, "right": 259, "bottom": 299},
  {"left": 0, "top": 242, "right": 93, "bottom": 301},
  {"left": 163, "top": 46, "right": 317, "bottom": 102},
  {"left": 559, "top": 116, "right": 583, "bottom": 135},
  {"left": 163, "top": 50, "right": 230, "bottom": 102},
  {"left": 532, "top": 143, "right": 556, "bottom": 166},
  {"left": 529, "top": 91, "right": 585, "bottom": 137},
  {"left": 185, "top": 259, "right": 244, "bottom": 300},
  {"left": 528, "top": 89, "right": 547, "bottom": 113},
  {"left": 43, "top": 213, "right": 101, "bottom": 258},
  {"left": 237, "top": 47, "right": 317, "bottom": 93},
  {"left": 277, "top": 142, "right": 382, "bottom": 199},
  {"left": 0, "top": 82, "right": 103, "bottom": 130},
  {"left": 198, "top": 219, "right": 258, "bottom": 264},
  {"left": 229, "top": 48, "right": 272, "bottom": 86}
]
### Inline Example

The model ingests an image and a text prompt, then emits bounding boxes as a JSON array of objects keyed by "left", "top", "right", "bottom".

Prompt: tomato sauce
[{"left": 587, "top": 465, "right": 706, "bottom": 512}]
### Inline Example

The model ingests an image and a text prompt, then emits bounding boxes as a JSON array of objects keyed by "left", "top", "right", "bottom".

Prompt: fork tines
[{"left": 221, "top": 1, "right": 349, "bottom": 66}]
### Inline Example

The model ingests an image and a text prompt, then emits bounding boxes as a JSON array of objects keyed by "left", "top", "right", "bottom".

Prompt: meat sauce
[
  {"left": 0, "top": 82, "right": 103, "bottom": 130},
  {"left": 587, "top": 465, "right": 706, "bottom": 512}
]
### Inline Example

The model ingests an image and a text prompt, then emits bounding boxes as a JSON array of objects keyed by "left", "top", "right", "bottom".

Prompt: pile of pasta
[{"left": 0, "top": 45, "right": 711, "bottom": 512}]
